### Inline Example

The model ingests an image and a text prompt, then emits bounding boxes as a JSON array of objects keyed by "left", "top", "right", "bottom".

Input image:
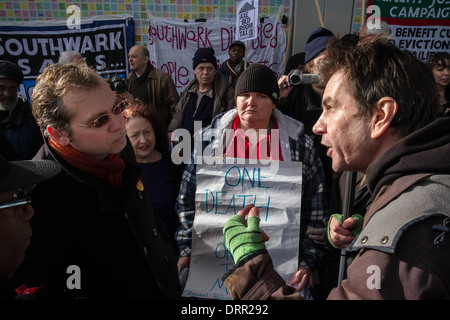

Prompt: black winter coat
[
  {"left": 0, "top": 96, "right": 43, "bottom": 160},
  {"left": 13, "top": 138, "right": 180, "bottom": 300}
]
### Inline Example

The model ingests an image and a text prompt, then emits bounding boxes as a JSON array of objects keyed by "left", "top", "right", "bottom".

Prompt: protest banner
[
  {"left": 0, "top": 15, "right": 134, "bottom": 101},
  {"left": 236, "top": 0, "right": 259, "bottom": 42},
  {"left": 367, "top": 0, "right": 450, "bottom": 61},
  {"left": 182, "top": 158, "right": 302, "bottom": 300},
  {"left": 147, "top": 15, "right": 286, "bottom": 94}
]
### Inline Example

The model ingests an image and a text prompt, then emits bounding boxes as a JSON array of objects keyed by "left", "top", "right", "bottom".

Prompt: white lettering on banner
[
  {"left": 389, "top": 6, "right": 449, "bottom": 19},
  {"left": 182, "top": 158, "right": 302, "bottom": 300},
  {"left": 0, "top": 32, "right": 123, "bottom": 57},
  {"left": 0, "top": 18, "right": 132, "bottom": 102},
  {"left": 148, "top": 15, "right": 286, "bottom": 93},
  {"left": 368, "top": 0, "right": 450, "bottom": 61}
]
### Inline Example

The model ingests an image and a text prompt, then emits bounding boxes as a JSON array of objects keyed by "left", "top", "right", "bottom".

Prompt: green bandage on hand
[
  {"left": 223, "top": 215, "right": 266, "bottom": 264},
  {"left": 327, "top": 213, "right": 364, "bottom": 248}
]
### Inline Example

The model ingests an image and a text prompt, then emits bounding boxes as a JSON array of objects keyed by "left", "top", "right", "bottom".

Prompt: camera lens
[
  {"left": 289, "top": 74, "right": 301, "bottom": 86},
  {"left": 288, "top": 69, "right": 302, "bottom": 86},
  {"left": 113, "top": 81, "right": 126, "bottom": 93},
  {"left": 108, "top": 76, "right": 126, "bottom": 93}
]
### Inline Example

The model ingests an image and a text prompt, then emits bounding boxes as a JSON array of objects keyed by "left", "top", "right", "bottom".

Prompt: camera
[
  {"left": 107, "top": 76, "right": 126, "bottom": 93},
  {"left": 287, "top": 69, "right": 320, "bottom": 86}
]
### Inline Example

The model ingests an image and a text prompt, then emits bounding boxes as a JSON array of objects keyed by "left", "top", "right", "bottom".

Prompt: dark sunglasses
[
  {"left": 77, "top": 100, "right": 127, "bottom": 128},
  {"left": 0, "top": 188, "right": 32, "bottom": 211}
]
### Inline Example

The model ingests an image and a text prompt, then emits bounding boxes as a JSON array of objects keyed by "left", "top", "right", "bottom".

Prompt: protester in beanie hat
[
  {"left": 304, "top": 27, "right": 334, "bottom": 64},
  {"left": 234, "top": 64, "right": 279, "bottom": 104},
  {"left": 229, "top": 40, "right": 246, "bottom": 52},
  {"left": 192, "top": 47, "right": 218, "bottom": 70}
]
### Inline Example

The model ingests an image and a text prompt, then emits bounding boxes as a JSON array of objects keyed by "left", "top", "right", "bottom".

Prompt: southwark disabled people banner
[
  {"left": 183, "top": 157, "right": 302, "bottom": 300},
  {"left": 0, "top": 15, "right": 134, "bottom": 102},
  {"left": 147, "top": 15, "right": 286, "bottom": 93},
  {"left": 367, "top": 0, "right": 450, "bottom": 61}
]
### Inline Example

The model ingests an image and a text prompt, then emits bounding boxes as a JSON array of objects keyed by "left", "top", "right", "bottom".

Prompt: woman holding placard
[{"left": 175, "top": 64, "right": 328, "bottom": 298}]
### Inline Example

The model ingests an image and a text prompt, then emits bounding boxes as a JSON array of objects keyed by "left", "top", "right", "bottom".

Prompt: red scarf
[
  {"left": 227, "top": 116, "right": 284, "bottom": 161},
  {"left": 49, "top": 137, "right": 126, "bottom": 189}
]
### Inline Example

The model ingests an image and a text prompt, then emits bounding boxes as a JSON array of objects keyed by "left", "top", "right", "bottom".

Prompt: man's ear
[
  {"left": 370, "top": 97, "right": 398, "bottom": 139},
  {"left": 47, "top": 126, "right": 70, "bottom": 146}
]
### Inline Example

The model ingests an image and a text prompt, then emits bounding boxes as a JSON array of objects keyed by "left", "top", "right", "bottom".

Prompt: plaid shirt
[{"left": 175, "top": 109, "right": 328, "bottom": 270}]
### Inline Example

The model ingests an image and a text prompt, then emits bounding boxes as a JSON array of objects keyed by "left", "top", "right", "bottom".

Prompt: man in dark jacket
[
  {"left": 126, "top": 45, "right": 179, "bottom": 128},
  {"left": 0, "top": 60, "right": 43, "bottom": 160},
  {"left": 218, "top": 40, "right": 249, "bottom": 88},
  {"left": 168, "top": 47, "right": 235, "bottom": 139},
  {"left": 0, "top": 146, "right": 61, "bottom": 300},
  {"left": 11, "top": 61, "right": 180, "bottom": 300},
  {"left": 222, "top": 39, "right": 450, "bottom": 299},
  {"left": 278, "top": 27, "right": 336, "bottom": 212}
]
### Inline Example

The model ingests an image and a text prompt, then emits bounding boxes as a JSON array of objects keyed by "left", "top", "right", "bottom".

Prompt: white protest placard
[
  {"left": 182, "top": 158, "right": 302, "bottom": 300},
  {"left": 236, "top": 0, "right": 259, "bottom": 42}
]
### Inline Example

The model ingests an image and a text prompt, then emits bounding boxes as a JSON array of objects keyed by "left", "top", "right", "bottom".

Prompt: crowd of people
[{"left": 0, "top": 19, "right": 449, "bottom": 301}]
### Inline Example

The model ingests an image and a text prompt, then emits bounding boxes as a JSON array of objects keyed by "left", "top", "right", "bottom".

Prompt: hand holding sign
[
  {"left": 223, "top": 204, "right": 270, "bottom": 264},
  {"left": 183, "top": 159, "right": 302, "bottom": 300}
]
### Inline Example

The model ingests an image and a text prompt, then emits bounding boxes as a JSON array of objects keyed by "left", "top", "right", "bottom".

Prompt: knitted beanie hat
[
  {"left": 192, "top": 47, "right": 218, "bottom": 70},
  {"left": 0, "top": 60, "right": 23, "bottom": 83},
  {"left": 229, "top": 40, "right": 246, "bottom": 51},
  {"left": 304, "top": 27, "right": 334, "bottom": 64},
  {"left": 234, "top": 64, "right": 279, "bottom": 104}
]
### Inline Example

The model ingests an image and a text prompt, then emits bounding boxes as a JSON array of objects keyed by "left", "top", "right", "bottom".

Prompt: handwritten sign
[
  {"left": 236, "top": 0, "right": 259, "bottom": 42},
  {"left": 182, "top": 158, "right": 302, "bottom": 300},
  {"left": 147, "top": 15, "right": 286, "bottom": 93}
]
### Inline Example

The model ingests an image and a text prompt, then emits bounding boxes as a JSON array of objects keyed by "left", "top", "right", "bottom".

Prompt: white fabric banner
[
  {"left": 182, "top": 158, "right": 302, "bottom": 300},
  {"left": 147, "top": 15, "right": 286, "bottom": 94}
]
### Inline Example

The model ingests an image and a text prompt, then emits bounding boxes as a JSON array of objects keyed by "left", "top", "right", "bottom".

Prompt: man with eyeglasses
[
  {"left": 0, "top": 60, "right": 43, "bottom": 160},
  {"left": 11, "top": 61, "right": 180, "bottom": 300},
  {"left": 0, "top": 149, "right": 60, "bottom": 299}
]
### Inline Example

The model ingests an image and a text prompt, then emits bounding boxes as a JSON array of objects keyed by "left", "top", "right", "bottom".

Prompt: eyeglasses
[
  {"left": 0, "top": 188, "right": 31, "bottom": 211},
  {"left": 76, "top": 100, "right": 128, "bottom": 128}
]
